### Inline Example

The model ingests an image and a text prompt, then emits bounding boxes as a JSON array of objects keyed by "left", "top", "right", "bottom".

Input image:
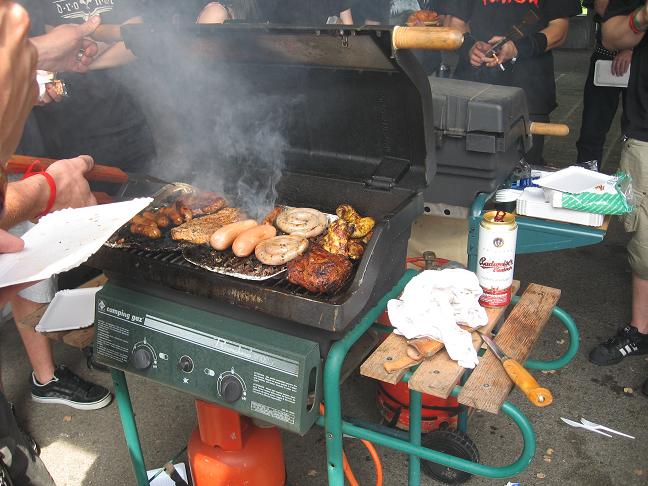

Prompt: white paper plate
[
  {"left": 0, "top": 198, "right": 152, "bottom": 289},
  {"left": 36, "top": 287, "right": 103, "bottom": 332},
  {"left": 535, "top": 166, "right": 611, "bottom": 194}
]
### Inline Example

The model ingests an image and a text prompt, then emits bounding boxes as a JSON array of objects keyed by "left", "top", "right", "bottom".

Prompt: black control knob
[
  {"left": 132, "top": 346, "right": 153, "bottom": 371},
  {"left": 178, "top": 356, "right": 194, "bottom": 373},
  {"left": 219, "top": 376, "right": 243, "bottom": 403}
]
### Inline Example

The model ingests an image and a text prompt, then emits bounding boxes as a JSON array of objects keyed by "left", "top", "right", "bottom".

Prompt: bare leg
[
  {"left": 632, "top": 274, "right": 648, "bottom": 334},
  {"left": 11, "top": 295, "right": 55, "bottom": 384}
]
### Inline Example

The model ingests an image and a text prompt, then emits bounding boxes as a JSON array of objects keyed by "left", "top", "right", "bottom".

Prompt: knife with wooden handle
[{"left": 478, "top": 331, "right": 553, "bottom": 407}]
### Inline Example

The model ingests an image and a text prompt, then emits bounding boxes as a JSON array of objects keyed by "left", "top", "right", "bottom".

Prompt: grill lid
[{"left": 122, "top": 24, "right": 435, "bottom": 193}]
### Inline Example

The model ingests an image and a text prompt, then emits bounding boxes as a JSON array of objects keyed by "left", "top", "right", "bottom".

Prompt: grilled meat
[
  {"left": 262, "top": 206, "right": 283, "bottom": 226},
  {"left": 130, "top": 224, "right": 162, "bottom": 239},
  {"left": 177, "top": 192, "right": 227, "bottom": 216},
  {"left": 407, "top": 10, "right": 440, "bottom": 26},
  {"left": 287, "top": 245, "right": 352, "bottom": 294},
  {"left": 335, "top": 203, "right": 375, "bottom": 238},
  {"left": 321, "top": 219, "right": 353, "bottom": 256},
  {"left": 171, "top": 208, "right": 242, "bottom": 244},
  {"left": 347, "top": 240, "right": 365, "bottom": 261}
]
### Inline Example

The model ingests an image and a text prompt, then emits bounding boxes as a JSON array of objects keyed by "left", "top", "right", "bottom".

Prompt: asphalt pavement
[{"left": 1, "top": 49, "right": 646, "bottom": 486}]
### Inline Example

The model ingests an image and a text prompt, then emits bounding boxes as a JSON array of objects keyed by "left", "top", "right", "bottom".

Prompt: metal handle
[
  {"left": 529, "top": 122, "right": 570, "bottom": 137},
  {"left": 392, "top": 26, "right": 464, "bottom": 51}
]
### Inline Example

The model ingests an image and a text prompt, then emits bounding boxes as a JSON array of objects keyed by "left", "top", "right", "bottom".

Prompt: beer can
[{"left": 476, "top": 211, "right": 517, "bottom": 308}]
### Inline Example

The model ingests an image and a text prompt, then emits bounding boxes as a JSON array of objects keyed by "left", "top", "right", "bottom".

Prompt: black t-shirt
[
  {"left": 446, "top": 0, "right": 581, "bottom": 115},
  {"left": 32, "top": 0, "right": 155, "bottom": 171},
  {"left": 603, "top": 1, "right": 648, "bottom": 142}
]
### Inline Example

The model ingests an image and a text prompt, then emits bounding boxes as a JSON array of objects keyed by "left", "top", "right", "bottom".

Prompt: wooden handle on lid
[
  {"left": 529, "top": 122, "right": 570, "bottom": 137},
  {"left": 392, "top": 26, "right": 464, "bottom": 51},
  {"left": 91, "top": 25, "right": 122, "bottom": 43}
]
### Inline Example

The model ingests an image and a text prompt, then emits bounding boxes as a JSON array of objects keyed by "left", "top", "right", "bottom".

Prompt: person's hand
[
  {"left": 0, "top": 229, "right": 33, "bottom": 307},
  {"left": 46, "top": 155, "right": 97, "bottom": 211},
  {"left": 31, "top": 16, "right": 101, "bottom": 73},
  {"left": 611, "top": 49, "right": 632, "bottom": 76},
  {"left": 0, "top": 1, "right": 39, "bottom": 162},
  {"left": 483, "top": 36, "right": 518, "bottom": 67},
  {"left": 38, "top": 83, "right": 64, "bottom": 105},
  {"left": 469, "top": 41, "right": 491, "bottom": 67}
]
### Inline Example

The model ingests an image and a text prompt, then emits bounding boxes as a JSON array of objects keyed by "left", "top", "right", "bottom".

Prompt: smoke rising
[{"left": 125, "top": 27, "right": 292, "bottom": 222}]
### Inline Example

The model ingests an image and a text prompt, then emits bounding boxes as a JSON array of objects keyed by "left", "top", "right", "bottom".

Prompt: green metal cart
[{"left": 109, "top": 192, "right": 608, "bottom": 485}]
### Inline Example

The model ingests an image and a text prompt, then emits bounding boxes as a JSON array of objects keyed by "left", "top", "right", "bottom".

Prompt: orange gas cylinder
[
  {"left": 377, "top": 381, "right": 459, "bottom": 433},
  {"left": 188, "top": 400, "right": 286, "bottom": 486}
]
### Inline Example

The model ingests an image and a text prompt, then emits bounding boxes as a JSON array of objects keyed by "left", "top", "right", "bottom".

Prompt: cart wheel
[{"left": 421, "top": 429, "right": 479, "bottom": 485}]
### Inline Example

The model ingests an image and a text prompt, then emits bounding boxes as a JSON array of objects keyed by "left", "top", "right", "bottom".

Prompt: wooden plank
[
  {"left": 408, "top": 281, "right": 521, "bottom": 398},
  {"left": 62, "top": 327, "right": 96, "bottom": 349},
  {"left": 360, "top": 333, "right": 410, "bottom": 385},
  {"left": 458, "top": 284, "right": 561, "bottom": 414}
]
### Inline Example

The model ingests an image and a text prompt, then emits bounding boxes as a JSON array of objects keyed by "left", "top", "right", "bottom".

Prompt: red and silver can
[{"left": 476, "top": 211, "right": 517, "bottom": 308}]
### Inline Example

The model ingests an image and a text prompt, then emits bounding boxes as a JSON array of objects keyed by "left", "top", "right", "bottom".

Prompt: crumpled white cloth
[{"left": 387, "top": 269, "right": 488, "bottom": 369}]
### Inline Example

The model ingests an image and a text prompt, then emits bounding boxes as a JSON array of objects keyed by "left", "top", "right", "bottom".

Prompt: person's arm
[
  {"left": 483, "top": 17, "right": 570, "bottom": 67},
  {"left": 1, "top": 155, "right": 97, "bottom": 229},
  {"left": 340, "top": 8, "right": 353, "bottom": 25},
  {"left": 87, "top": 17, "right": 142, "bottom": 70},
  {"left": 197, "top": 2, "right": 229, "bottom": 23},
  {"left": 0, "top": 1, "right": 38, "bottom": 162},
  {"left": 594, "top": 0, "right": 611, "bottom": 17},
  {"left": 602, "top": 4, "right": 647, "bottom": 50},
  {"left": 30, "top": 16, "right": 100, "bottom": 73},
  {"left": 446, "top": 15, "right": 494, "bottom": 67}
]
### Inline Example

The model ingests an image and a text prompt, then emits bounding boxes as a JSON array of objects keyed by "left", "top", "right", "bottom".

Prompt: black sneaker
[
  {"left": 30, "top": 365, "right": 112, "bottom": 411},
  {"left": 589, "top": 325, "right": 648, "bottom": 366}
]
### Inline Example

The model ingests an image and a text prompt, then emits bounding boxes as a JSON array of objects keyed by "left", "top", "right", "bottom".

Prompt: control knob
[
  {"left": 178, "top": 356, "right": 194, "bottom": 373},
  {"left": 219, "top": 375, "right": 243, "bottom": 403},
  {"left": 132, "top": 346, "right": 154, "bottom": 371}
]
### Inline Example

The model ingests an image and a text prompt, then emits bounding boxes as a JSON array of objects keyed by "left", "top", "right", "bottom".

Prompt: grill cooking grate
[{"left": 119, "top": 247, "right": 335, "bottom": 299}]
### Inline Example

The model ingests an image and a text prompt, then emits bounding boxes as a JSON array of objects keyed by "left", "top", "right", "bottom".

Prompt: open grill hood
[
  {"left": 122, "top": 23, "right": 436, "bottom": 192},
  {"left": 89, "top": 25, "right": 440, "bottom": 334}
]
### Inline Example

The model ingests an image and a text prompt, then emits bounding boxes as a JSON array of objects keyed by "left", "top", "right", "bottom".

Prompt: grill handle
[
  {"left": 7, "top": 155, "right": 129, "bottom": 184},
  {"left": 529, "top": 122, "right": 570, "bottom": 137},
  {"left": 392, "top": 27, "right": 464, "bottom": 51}
]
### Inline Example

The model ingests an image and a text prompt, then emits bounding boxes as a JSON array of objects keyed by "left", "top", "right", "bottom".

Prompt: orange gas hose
[{"left": 320, "top": 404, "right": 383, "bottom": 486}]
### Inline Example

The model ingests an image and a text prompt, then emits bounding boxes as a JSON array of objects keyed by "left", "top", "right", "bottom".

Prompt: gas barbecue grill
[
  {"left": 90, "top": 24, "right": 436, "bottom": 334},
  {"left": 89, "top": 24, "right": 440, "bottom": 433}
]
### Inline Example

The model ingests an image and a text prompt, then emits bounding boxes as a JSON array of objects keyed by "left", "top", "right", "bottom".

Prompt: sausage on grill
[{"left": 130, "top": 224, "right": 162, "bottom": 239}]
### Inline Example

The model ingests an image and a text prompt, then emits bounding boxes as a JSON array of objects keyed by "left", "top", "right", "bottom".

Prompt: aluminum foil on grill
[{"left": 182, "top": 245, "right": 286, "bottom": 281}]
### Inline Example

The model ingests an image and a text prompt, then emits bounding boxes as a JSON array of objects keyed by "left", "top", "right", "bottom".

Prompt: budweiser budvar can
[{"left": 476, "top": 211, "right": 517, "bottom": 307}]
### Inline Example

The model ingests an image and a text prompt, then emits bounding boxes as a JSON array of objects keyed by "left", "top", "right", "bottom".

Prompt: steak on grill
[
  {"left": 287, "top": 244, "right": 352, "bottom": 295},
  {"left": 171, "top": 208, "right": 242, "bottom": 244}
]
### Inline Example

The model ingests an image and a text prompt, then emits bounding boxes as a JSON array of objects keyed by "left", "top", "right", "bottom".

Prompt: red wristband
[{"left": 21, "top": 161, "right": 57, "bottom": 218}]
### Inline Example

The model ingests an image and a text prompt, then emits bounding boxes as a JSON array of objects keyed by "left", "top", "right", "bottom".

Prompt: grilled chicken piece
[
  {"left": 177, "top": 192, "right": 227, "bottom": 216},
  {"left": 321, "top": 219, "right": 353, "bottom": 256},
  {"left": 287, "top": 245, "right": 353, "bottom": 295},
  {"left": 347, "top": 240, "right": 365, "bottom": 261},
  {"left": 335, "top": 203, "right": 375, "bottom": 238},
  {"left": 170, "top": 208, "right": 241, "bottom": 244}
]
